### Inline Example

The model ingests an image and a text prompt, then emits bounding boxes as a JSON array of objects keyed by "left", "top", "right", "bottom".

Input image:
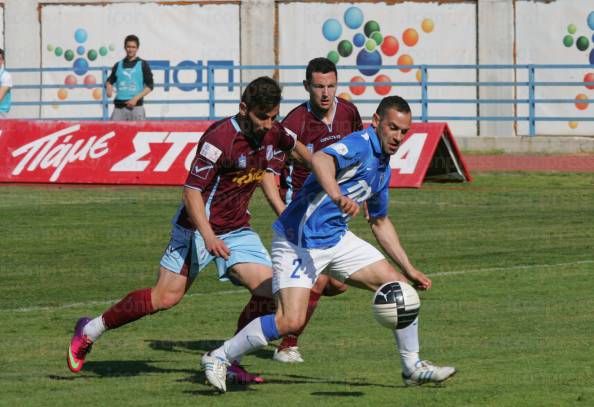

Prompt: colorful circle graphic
[
  {"left": 357, "top": 50, "right": 382, "bottom": 76},
  {"left": 74, "top": 28, "right": 88, "bottom": 44},
  {"left": 353, "top": 33, "right": 365, "bottom": 48},
  {"left": 327, "top": 51, "right": 340, "bottom": 64},
  {"left": 87, "top": 49, "right": 98, "bottom": 61},
  {"left": 54, "top": 47, "right": 63, "bottom": 57},
  {"left": 99, "top": 47, "right": 108, "bottom": 57},
  {"left": 590, "top": 48, "right": 594, "bottom": 65},
  {"left": 381, "top": 35, "right": 399, "bottom": 56},
  {"left": 371, "top": 31, "right": 383, "bottom": 46},
  {"left": 568, "top": 121, "right": 578, "bottom": 129},
  {"left": 364, "top": 21, "right": 380, "bottom": 38},
  {"left": 338, "top": 40, "right": 353, "bottom": 57},
  {"left": 575, "top": 93, "right": 589, "bottom": 110},
  {"left": 422, "top": 18, "right": 434, "bottom": 33},
  {"left": 77, "top": 46, "right": 85, "bottom": 56},
  {"left": 338, "top": 92, "right": 352, "bottom": 101},
  {"left": 563, "top": 35, "right": 574, "bottom": 47},
  {"left": 576, "top": 36, "right": 589, "bottom": 51},
  {"left": 588, "top": 12, "right": 594, "bottom": 30},
  {"left": 84, "top": 74, "right": 97, "bottom": 89},
  {"left": 64, "top": 74, "right": 77, "bottom": 88},
  {"left": 365, "top": 39, "right": 377, "bottom": 52},
  {"left": 374, "top": 74, "right": 392, "bottom": 95},
  {"left": 47, "top": 44, "right": 54, "bottom": 52},
  {"left": 397, "top": 54, "right": 414, "bottom": 73},
  {"left": 584, "top": 73, "right": 594, "bottom": 90},
  {"left": 73, "top": 58, "right": 89, "bottom": 76},
  {"left": 403, "top": 28, "right": 419, "bottom": 47},
  {"left": 64, "top": 50, "right": 75, "bottom": 61},
  {"left": 323, "top": 19, "right": 343, "bottom": 41},
  {"left": 344, "top": 7, "right": 364, "bottom": 29},
  {"left": 568, "top": 24, "right": 577, "bottom": 34},
  {"left": 57, "top": 88, "right": 68, "bottom": 100},
  {"left": 349, "top": 76, "right": 366, "bottom": 95}
]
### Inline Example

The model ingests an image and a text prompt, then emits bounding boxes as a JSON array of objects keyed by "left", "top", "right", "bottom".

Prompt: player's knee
[{"left": 153, "top": 291, "right": 183, "bottom": 310}]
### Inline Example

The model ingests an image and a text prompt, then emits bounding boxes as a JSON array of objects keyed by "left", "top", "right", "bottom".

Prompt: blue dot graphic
[
  {"left": 76, "top": 46, "right": 85, "bottom": 55},
  {"left": 356, "top": 50, "right": 382, "bottom": 76},
  {"left": 344, "top": 7, "right": 364, "bottom": 29},
  {"left": 322, "top": 19, "right": 342, "bottom": 41},
  {"left": 73, "top": 58, "right": 89, "bottom": 76},
  {"left": 590, "top": 48, "right": 594, "bottom": 65},
  {"left": 74, "top": 28, "right": 88, "bottom": 44},
  {"left": 353, "top": 33, "right": 365, "bottom": 48},
  {"left": 588, "top": 11, "right": 594, "bottom": 30}
]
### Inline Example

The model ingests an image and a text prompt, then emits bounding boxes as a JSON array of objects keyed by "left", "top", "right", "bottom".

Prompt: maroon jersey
[
  {"left": 176, "top": 116, "right": 296, "bottom": 234},
  {"left": 275, "top": 97, "right": 362, "bottom": 202}
]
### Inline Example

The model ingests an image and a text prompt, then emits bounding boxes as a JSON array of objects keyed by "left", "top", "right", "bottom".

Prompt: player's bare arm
[
  {"left": 290, "top": 140, "right": 313, "bottom": 169},
  {"left": 126, "top": 85, "right": 152, "bottom": 108},
  {"left": 261, "top": 171, "right": 286, "bottom": 216},
  {"left": 182, "top": 187, "right": 230, "bottom": 260},
  {"left": 368, "top": 215, "right": 432, "bottom": 290},
  {"left": 311, "top": 151, "right": 359, "bottom": 218}
]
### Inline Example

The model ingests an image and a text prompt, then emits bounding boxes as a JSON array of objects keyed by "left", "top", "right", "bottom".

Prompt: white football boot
[
  {"left": 272, "top": 346, "right": 304, "bottom": 363},
  {"left": 201, "top": 352, "right": 229, "bottom": 393},
  {"left": 402, "top": 360, "right": 456, "bottom": 386}
]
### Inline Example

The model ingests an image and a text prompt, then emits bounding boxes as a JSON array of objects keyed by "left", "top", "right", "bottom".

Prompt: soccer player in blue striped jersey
[{"left": 202, "top": 96, "right": 456, "bottom": 392}]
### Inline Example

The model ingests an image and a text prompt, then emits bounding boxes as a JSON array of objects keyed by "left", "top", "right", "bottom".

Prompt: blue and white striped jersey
[{"left": 272, "top": 126, "right": 391, "bottom": 249}]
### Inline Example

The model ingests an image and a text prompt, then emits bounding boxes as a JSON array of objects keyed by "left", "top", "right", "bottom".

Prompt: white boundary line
[{"left": 3, "top": 260, "right": 593, "bottom": 314}]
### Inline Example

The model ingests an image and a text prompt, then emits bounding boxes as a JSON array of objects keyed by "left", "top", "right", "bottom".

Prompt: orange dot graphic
[
  {"left": 57, "top": 88, "right": 68, "bottom": 100},
  {"left": 338, "top": 92, "right": 352, "bottom": 101},
  {"left": 421, "top": 18, "right": 434, "bottom": 33},
  {"left": 568, "top": 121, "right": 578, "bottom": 129},
  {"left": 575, "top": 93, "right": 589, "bottom": 110},
  {"left": 92, "top": 88, "right": 103, "bottom": 101},
  {"left": 397, "top": 54, "right": 414, "bottom": 73},
  {"left": 402, "top": 28, "right": 419, "bottom": 47}
]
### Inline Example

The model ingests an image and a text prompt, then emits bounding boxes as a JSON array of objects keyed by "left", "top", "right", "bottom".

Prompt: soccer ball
[{"left": 372, "top": 281, "right": 420, "bottom": 329}]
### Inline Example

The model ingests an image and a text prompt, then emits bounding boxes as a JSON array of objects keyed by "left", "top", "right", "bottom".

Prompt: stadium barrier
[{"left": 0, "top": 120, "right": 470, "bottom": 188}]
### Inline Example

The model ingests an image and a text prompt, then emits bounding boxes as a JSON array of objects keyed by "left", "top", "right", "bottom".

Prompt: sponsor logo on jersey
[
  {"left": 331, "top": 142, "right": 349, "bottom": 155},
  {"left": 200, "top": 142, "right": 222, "bottom": 163},
  {"left": 232, "top": 168, "right": 265, "bottom": 186}
]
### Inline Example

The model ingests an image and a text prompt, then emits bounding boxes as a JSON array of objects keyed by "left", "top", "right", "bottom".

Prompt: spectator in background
[
  {"left": 106, "top": 35, "right": 153, "bottom": 120},
  {"left": 0, "top": 49, "right": 13, "bottom": 118}
]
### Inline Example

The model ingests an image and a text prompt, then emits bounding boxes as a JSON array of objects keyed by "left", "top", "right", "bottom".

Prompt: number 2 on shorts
[{"left": 290, "top": 258, "right": 302, "bottom": 279}]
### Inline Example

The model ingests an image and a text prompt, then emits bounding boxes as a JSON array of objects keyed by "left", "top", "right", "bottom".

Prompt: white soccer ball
[{"left": 372, "top": 281, "right": 420, "bottom": 329}]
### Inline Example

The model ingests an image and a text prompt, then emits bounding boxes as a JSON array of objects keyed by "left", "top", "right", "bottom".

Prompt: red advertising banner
[{"left": 0, "top": 120, "right": 470, "bottom": 187}]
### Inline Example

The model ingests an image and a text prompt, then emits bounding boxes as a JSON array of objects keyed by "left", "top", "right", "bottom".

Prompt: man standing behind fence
[
  {"left": 106, "top": 35, "right": 153, "bottom": 120},
  {"left": 0, "top": 49, "right": 13, "bottom": 119}
]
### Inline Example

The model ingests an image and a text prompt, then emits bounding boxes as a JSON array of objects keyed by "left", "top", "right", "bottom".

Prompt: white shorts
[{"left": 271, "top": 231, "right": 385, "bottom": 293}]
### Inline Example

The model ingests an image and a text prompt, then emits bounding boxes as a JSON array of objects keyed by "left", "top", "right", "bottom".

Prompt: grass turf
[{"left": 1, "top": 172, "right": 593, "bottom": 406}]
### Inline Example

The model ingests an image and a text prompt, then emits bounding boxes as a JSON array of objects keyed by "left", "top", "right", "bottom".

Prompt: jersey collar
[
  {"left": 306, "top": 97, "right": 339, "bottom": 132},
  {"left": 367, "top": 126, "right": 383, "bottom": 155}
]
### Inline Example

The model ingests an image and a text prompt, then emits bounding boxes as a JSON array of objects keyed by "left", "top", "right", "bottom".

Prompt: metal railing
[{"left": 8, "top": 64, "right": 594, "bottom": 136}]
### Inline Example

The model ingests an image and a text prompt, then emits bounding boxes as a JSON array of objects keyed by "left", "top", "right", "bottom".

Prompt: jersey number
[{"left": 291, "top": 258, "right": 302, "bottom": 279}]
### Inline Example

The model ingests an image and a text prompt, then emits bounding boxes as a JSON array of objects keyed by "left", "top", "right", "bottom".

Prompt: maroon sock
[
  {"left": 278, "top": 290, "right": 322, "bottom": 350},
  {"left": 102, "top": 288, "right": 156, "bottom": 330},
  {"left": 235, "top": 295, "right": 276, "bottom": 334}
]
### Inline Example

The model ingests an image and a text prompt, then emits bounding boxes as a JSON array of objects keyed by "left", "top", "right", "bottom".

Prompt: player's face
[
  {"left": 239, "top": 102, "right": 280, "bottom": 139},
  {"left": 373, "top": 108, "right": 412, "bottom": 155},
  {"left": 304, "top": 71, "right": 337, "bottom": 113},
  {"left": 125, "top": 41, "right": 138, "bottom": 59}
]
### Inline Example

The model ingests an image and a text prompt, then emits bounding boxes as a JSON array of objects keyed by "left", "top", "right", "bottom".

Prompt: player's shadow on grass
[
  {"left": 146, "top": 339, "right": 274, "bottom": 360},
  {"left": 49, "top": 360, "right": 193, "bottom": 380}
]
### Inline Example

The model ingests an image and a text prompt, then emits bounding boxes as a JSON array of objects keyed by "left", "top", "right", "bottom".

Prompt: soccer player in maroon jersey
[
  {"left": 257, "top": 57, "right": 363, "bottom": 363},
  {"left": 66, "top": 77, "right": 310, "bottom": 383}
]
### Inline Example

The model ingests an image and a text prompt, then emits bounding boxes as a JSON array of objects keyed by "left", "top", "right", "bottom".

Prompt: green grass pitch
[{"left": 1, "top": 172, "right": 593, "bottom": 406}]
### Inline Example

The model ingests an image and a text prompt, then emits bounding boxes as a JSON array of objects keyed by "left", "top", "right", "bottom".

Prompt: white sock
[
  {"left": 83, "top": 316, "right": 106, "bottom": 342},
  {"left": 393, "top": 317, "right": 420, "bottom": 376},
  {"left": 211, "top": 315, "right": 279, "bottom": 362}
]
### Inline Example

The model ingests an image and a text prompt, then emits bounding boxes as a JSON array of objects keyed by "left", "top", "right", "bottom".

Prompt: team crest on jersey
[
  {"left": 237, "top": 154, "right": 247, "bottom": 169},
  {"left": 306, "top": 143, "right": 314, "bottom": 153},
  {"left": 266, "top": 145, "right": 274, "bottom": 161},
  {"left": 331, "top": 142, "right": 349, "bottom": 155},
  {"left": 200, "top": 142, "right": 222, "bottom": 163},
  {"left": 191, "top": 158, "right": 214, "bottom": 180}
]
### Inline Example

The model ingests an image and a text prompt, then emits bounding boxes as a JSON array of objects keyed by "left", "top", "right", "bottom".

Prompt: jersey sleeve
[
  {"left": 141, "top": 60, "right": 154, "bottom": 90},
  {"left": 322, "top": 133, "right": 368, "bottom": 171},
  {"left": 353, "top": 108, "right": 364, "bottom": 131},
  {"left": 184, "top": 131, "right": 226, "bottom": 191},
  {"left": 277, "top": 124, "right": 297, "bottom": 152},
  {"left": 107, "top": 63, "right": 118, "bottom": 85},
  {"left": 1, "top": 72, "right": 13, "bottom": 87}
]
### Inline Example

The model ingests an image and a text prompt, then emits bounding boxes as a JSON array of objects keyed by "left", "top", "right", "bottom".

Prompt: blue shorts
[{"left": 159, "top": 224, "right": 272, "bottom": 283}]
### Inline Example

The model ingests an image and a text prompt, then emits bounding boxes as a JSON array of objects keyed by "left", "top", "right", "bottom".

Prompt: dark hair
[
  {"left": 306, "top": 57, "right": 337, "bottom": 82},
  {"left": 241, "top": 76, "right": 282, "bottom": 111},
  {"left": 124, "top": 35, "right": 140, "bottom": 47},
  {"left": 0, "top": 49, "right": 4, "bottom": 59},
  {"left": 376, "top": 95, "right": 411, "bottom": 118}
]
